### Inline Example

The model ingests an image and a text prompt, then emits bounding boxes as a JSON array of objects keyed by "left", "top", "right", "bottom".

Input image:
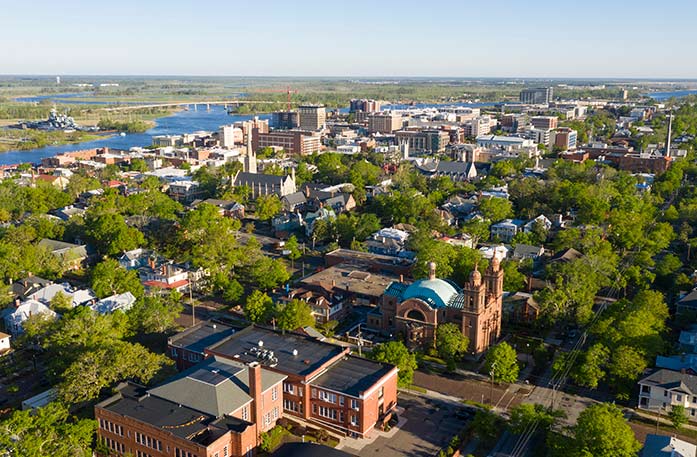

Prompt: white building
[
  {"left": 490, "top": 219, "right": 524, "bottom": 242},
  {"left": 91, "top": 292, "right": 137, "bottom": 314},
  {"left": 476, "top": 135, "right": 534, "bottom": 150},
  {"left": 1, "top": 300, "right": 58, "bottom": 336},
  {"left": 0, "top": 332, "right": 10, "bottom": 352},
  {"left": 638, "top": 369, "right": 697, "bottom": 419}
]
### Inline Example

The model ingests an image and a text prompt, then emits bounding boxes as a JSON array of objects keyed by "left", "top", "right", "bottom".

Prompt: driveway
[{"left": 341, "top": 393, "right": 472, "bottom": 457}]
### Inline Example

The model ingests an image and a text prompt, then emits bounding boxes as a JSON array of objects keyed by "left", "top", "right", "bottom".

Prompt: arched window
[{"left": 406, "top": 309, "right": 426, "bottom": 322}]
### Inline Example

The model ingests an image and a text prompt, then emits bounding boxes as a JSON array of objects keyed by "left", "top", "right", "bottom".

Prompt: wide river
[{"left": 0, "top": 97, "right": 497, "bottom": 165}]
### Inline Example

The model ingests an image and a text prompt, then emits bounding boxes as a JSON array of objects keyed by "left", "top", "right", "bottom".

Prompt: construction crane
[{"left": 252, "top": 86, "right": 298, "bottom": 111}]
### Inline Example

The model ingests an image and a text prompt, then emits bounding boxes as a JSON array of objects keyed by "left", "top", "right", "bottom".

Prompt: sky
[{"left": 1, "top": 0, "right": 696, "bottom": 78}]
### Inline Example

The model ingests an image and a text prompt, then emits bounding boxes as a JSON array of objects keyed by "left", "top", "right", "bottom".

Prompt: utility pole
[
  {"left": 356, "top": 324, "right": 364, "bottom": 357},
  {"left": 489, "top": 362, "right": 497, "bottom": 404},
  {"left": 190, "top": 281, "right": 195, "bottom": 326}
]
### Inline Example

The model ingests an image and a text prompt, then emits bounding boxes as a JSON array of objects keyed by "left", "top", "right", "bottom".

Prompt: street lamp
[{"left": 489, "top": 361, "right": 497, "bottom": 404}]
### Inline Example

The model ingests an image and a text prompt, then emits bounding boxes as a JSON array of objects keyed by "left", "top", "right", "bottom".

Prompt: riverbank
[{"left": 0, "top": 128, "right": 109, "bottom": 153}]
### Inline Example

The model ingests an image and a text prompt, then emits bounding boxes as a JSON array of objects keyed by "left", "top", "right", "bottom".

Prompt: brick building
[
  {"left": 95, "top": 356, "right": 286, "bottom": 457},
  {"left": 252, "top": 129, "right": 321, "bottom": 155},
  {"left": 367, "top": 260, "right": 503, "bottom": 356},
  {"left": 165, "top": 325, "right": 398, "bottom": 440}
]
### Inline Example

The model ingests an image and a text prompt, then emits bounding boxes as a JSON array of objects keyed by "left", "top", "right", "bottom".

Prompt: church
[{"left": 367, "top": 259, "right": 503, "bottom": 356}]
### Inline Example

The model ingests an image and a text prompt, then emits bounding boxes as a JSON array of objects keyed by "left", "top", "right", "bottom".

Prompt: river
[
  {"left": 0, "top": 97, "right": 497, "bottom": 166},
  {"left": 645, "top": 89, "right": 697, "bottom": 101}
]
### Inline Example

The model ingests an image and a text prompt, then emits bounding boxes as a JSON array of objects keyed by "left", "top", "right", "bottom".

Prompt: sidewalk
[
  {"left": 632, "top": 408, "right": 697, "bottom": 432},
  {"left": 335, "top": 406, "right": 407, "bottom": 452}
]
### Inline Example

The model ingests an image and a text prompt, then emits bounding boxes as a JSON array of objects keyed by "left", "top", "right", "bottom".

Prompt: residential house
[
  {"left": 366, "top": 228, "right": 411, "bottom": 257},
  {"left": 37, "top": 238, "right": 88, "bottom": 270},
  {"left": 655, "top": 355, "right": 697, "bottom": 375},
  {"left": 680, "top": 326, "right": 697, "bottom": 353},
  {"left": 1, "top": 300, "right": 58, "bottom": 336},
  {"left": 91, "top": 292, "right": 137, "bottom": 315},
  {"left": 439, "top": 234, "right": 475, "bottom": 249},
  {"left": 281, "top": 287, "right": 348, "bottom": 325},
  {"left": 503, "top": 292, "right": 539, "bottom": 323},
  {"left": 490, "top": 219, "right": 525, "bottom": 242},
  {"left": 678, "top": 289, "right": 697, "bottom": 316},
  {"left": 479, "top": 244, "right": 509, "bottom": 260},
  {"left": 167, "top": 180, "right": 204, "bottom": 203},
  {"left": 549, "top": 247, "right": 584, "bottom": 264},
  {"left": 522, "top": 215, "right": 552, "bottom": 234},
  {"left": 641, "top": 434, "right": 696, "bottom": 457},
  {"left": 305, "top": 207, "right": 337, "bottom": 237},
  {"left": 191, "top": 198, "right": 245, "bottom": 218},
  {"left": 281, "top": 192, "right": 307, "bottom": 212},
  {"left": 27, "top": 283, "right": 96, "bottom": 308},
  {"left": 53, "top": 205, "right": 86, "bottom": 221},
  {"left": 638, "top": 369, "right": 697, "bottom": 419},
  {"left": 512, "top": 244, "right": 545, "bottom": 260},
  {"left": 11, "top": 276, "right": 52, "bottom": 301}
]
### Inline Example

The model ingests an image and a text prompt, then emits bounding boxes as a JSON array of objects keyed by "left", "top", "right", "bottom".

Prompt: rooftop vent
[
  {"left": 292, "top": 349, "right": 298, "bottom": 357},
  {"left": 258, "top": 340, "right": 264, "bottom": 347},
  {"left": 212, "top": 324, "right": 217, "bottom": 329}
]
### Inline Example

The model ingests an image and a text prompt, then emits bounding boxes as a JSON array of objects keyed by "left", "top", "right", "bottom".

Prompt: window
[
  {"left": 641, "top": 385, "right": 651, "bottom": 394},
  {"left": 351, "top": 399, "right": 359, "bottom": 410},
  {"left": 664, "top": 390, "right": 668, "bottom": 397},
  {"left": 692, "top": 409, "right": 696, "bottom": 417},
  {"left": 351, "top": 415, "right": 359, "bottom": 426},
  {"left": 214, "top": 453, "right": 219, "bottom": 457},
  {"left": 677, "top": 394, "right": 683, "bottom": 402},
  {"left": 339, "top": 411, "right": 344, "bottom": 422},
  {"left": 318, "top": 406, "right": 337, "bottom": 420},
  {"left": 693, "top": 396, "right": 697, "bottom": 403},
  {"left": 379, "top": 386, "right": 384, "bottom": 399},
  {"left": 339, "top": 396, "right": 344, "bottom": 406},
  {"left": 223, "top": 446, "right": 229, "bottom": 457},
  {"left": 241, "top": 406, "right": 249, "bottom": 421},
  {"left": 273, "top": 406, "right": 279, "bottom": 420},
  {"left": 319, "top": 391, "right": 336, "bottom": 404},
  {"left": 272, "top": 386, "right": 278, "bottom": 401},
  {"left": 311, "top": 388, "right": 317, "bottom": 398},
  {"left": 171, "top": 348, "right": 178, "bottom": 357},
  {"left": 283, "top": 383, "right": 294, "bottom": 395}
]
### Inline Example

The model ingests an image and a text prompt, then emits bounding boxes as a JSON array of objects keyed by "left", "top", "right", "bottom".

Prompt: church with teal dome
[{"left": 367, "top": 259, "right": 504, "bottom": 356}]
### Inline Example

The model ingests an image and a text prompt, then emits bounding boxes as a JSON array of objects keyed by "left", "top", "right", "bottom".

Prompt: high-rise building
[
  {"left": 219, "top": 124, "right": 242, "bottom": 148},
  {"left": 530, "top": 116, "right": 558, "bottom": 130},
  {"left": 252, "top": 129, "right": 321, "bottom": 155},
  {"left": 271, "top": 111, "right": 299, "bottom": 129},
  {"left": 520, "top": 87, "right": 553, "bottom": 105},
  {"left": 350, "top": 99, "right": 381, "bottom": 113},
  {"left": 394, "top": 129, "right": 450, "bottom": 154},
  {"left": 463, "top": 116, "right": 493, "bottom": 137},
  {"left": 298, "top": 105, "right": 326, "bottom": 131},
  {"left": 368, "top": 113, "right": 403, "bottom": 133}
]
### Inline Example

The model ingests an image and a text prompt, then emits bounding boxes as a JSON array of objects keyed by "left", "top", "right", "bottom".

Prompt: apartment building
[
  {"left": 165, "top": 325, "right": 399, "bottom": 439},
  {"left": 395, "top": 129, "right": 450, "bottom": 154},
  {"left": 519, "top": 87, "right": 553, "bottom": 105},
  {"left": 552, "top": 127, "right": 577, "bottom": 151},
  {"left": 530, "top": 116, "right": 558, "bottom": 130},
  {"left": 252, "top": 129, "right": 321, "bottom": 155},
  {"left": 95, "top": 357, "right": 285, "bottom": 457},
  {"left": 271, "top": 112, "right": 299, "bottom": 130},
  {"left": 368, "top": 113, "right": 403, "bottom": 134},
  {"left": 298, "top": 105, "right": 326, "bottom": 131},
  {"left": 350, "top": 99, "right": 381, "bottom": 113},
  {"left": 463, "top": 116, "right": 493, "bottom": 137}
]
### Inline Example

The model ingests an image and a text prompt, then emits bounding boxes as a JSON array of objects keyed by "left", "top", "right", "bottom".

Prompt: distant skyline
[{"left": 1, "top": 0, "right": 696, "bottom": 78}]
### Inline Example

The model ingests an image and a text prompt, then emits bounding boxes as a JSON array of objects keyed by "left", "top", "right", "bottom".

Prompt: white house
[
  {"left": 91, "top": 292, "right": 137, "bottom": 315},
  {"left": 490, "top": 219, "right": 524, "bottom": 242},
  {"left": 638, "top": 369, "right": 697, "bottom": 419},
  {"left": 642, "top": 434, "right": 696, "bottom": 457},
  {"left": 1, "top": 300, "right": 58, "bottom": 336},
  {"left": 27, "top": 283, "right": 96, "bottom": 308},
  {"left": 523, "top": 215, "right": 552, "bottom": 234}
]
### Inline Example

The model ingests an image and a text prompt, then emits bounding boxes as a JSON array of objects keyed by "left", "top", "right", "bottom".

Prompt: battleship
[{"left": 12, "top": 108, "right": 98, "bottom": 132}]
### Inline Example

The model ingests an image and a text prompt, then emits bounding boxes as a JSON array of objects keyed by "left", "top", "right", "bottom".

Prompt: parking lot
[{"left": 341, "top": 393, "right": 472, "bottom": 457}]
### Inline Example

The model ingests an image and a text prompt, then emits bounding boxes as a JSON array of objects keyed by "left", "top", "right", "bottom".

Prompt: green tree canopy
[
  {"left": 275, "top": 299, "right": 315, "bottom": 331},
  {"left": 90, "top": 258, "right": 144, "bottom": 299},
  {"left": 436, "top": 323, "right": 469, "bottom": 370},
  {"left": 485, "top": 342, "right": 519, "bottom": 383},
  {"left": 370, "top": 341, "right": 418, "bottom": 387},
  {"left": 244, "top": 290, "right": 274, "bottom": 324},
  {"left": 565, "top": 403, "right": 641, "bottom": 457}
]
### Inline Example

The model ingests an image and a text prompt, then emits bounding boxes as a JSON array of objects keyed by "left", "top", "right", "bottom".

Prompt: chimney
[
  {"left": 248, "top": 362, "right": 263, "bottom": 434},
  {"left": 15, "top": 299, "right": 21, "bottom": 308},
  {"left": 400, "top": 274, "right": 404, "bottom": 283}
]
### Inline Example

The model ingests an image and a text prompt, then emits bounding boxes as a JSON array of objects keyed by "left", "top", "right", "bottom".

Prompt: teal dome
[{"left": 402, "top": 278, "right": 461, "bottom": 309}]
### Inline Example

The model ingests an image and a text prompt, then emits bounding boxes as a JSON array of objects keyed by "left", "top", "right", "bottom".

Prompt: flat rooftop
[
  {"left": 326, "top": 248, "right": 413, "bottom": 266},
  {"left": 300, "top": 264, "right": 398, "bottom": 299},
  {"left": 99, "top": 383, "right": 216, "bottom": 442},
  {"left": 169, "top": 320, "right": 237, "bottom": 354},
  {"left": 311, "top": 355, "right": 395, "bottom": 397},
  {"left": 207, "top": 326, "right": 346, "bottom": 377}
]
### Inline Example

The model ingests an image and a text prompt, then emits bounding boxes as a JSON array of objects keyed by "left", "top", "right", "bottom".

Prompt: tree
[
  {"left": 50, "top": 291, "right": 73, "bottom": 314},
  {"left": 90, "top": 258, "right": 144, "bottom": 299},
  {"left": 59, "top": 341, "right": 173, "bottom": 404},
  {"left": 669, "top": 405, "right": 688, "bottom": 429},
  {"left": 285, "top": 235, "right": 301, "bottom": 265},
  {"left": 128, "top": 295, "right": 183, "bottom": 334},
  {"left": 571, "top": 343, "right": 609, "bottom": 389},
  {"left": 243, "top": 256, "right": 290, "bottom": 291},
  {"left": 436, "top": 323, "right": 469, "bottom": 371},
  {"left": 478, "top": 197, "right": 513, "bottom": 222},
  {"left": 84, "top": 210, "right": 145, "bottom": 256},
  {"left": 0, "top": 403, "right": 94, "bottom": 457},
  {"left": 275, "top": 299, "right": 314, "bottom": 331},
  {"left": 566, "top": 403, "right": 641, "bottom": 457},
  {"left": 244, "top": 291, "right": 274, "bottom": 324},
  {"left": 484, "top": 342, "right": 519, "bottom": 383},
  {"left": 470, "top": 410, "right": 500, "bottom": 442},
  {"left": 502, "top": 260, "right": 526, "bottom": 292},
  {"left": 255, "top": 194, "right": 282, "bottom": 221},
  {"left": 509, "top": 403, "right": 564, "bottom": 435},
  {"left": 370, "top": 341, "right": 418, "bottom": 387}
]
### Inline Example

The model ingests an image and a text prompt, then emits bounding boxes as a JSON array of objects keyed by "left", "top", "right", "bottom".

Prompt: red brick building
[
  {"left": 367, "top": 260, "right": 503, "bottom": 356},
  {"left": 95, "top": 356, "right": 286, "bottom": 457}
]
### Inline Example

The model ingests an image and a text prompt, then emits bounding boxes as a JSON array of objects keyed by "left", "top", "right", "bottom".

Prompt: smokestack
[
  {"left": 428, "top": 261, "right": 437, "bottom": 281},
  {"left": 248, "top": 362, "right": 263, "bottom": 434}
]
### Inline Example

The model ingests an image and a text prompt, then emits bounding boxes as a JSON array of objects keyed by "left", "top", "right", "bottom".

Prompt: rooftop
[
  {"left": 300, "top": 264, "right": 399, "bottom": 299},
  {"left": 311, "top": 355, "right": 396, "bottom": 397},
  {"left": 148, "top": 356, "right": 286, "bottom": 417},
  {"left": 401, "top": 278, "right": 461, "bottom": 309},
  {"left": 207, "top": 326, "right": 346, "bottom": 377},
  {"left": 642, "top": 434, "right": 696, "bottom": 457},
  {"left": 639, "top": 369, "right": 697, "bottom": 395},
  {"left": 168, "top": 320, "right": 238, "bottom": 355}
]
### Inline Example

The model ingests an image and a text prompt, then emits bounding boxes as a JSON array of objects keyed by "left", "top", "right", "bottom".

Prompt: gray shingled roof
[
  {"left": 639, "top": 369, "right": 697, "bottom": 395},
  {"left": 148, "top": 356, "right": 286, "bottom": 417}
]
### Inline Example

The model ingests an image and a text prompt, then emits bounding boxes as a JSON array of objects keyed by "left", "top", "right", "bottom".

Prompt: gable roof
[
  {"left": 639, "top": 369, "right": 697, "bottom": 395},
  {"left": 642, "top": 434, "right": 696, "bottom": 457},
  {"left": 678, "top": 289, "right": 697, "bottom": 311}
]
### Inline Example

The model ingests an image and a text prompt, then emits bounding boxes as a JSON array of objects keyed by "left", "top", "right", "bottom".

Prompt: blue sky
[{"left": 1, "top": 0, "right": 696, "bottom": 78}]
